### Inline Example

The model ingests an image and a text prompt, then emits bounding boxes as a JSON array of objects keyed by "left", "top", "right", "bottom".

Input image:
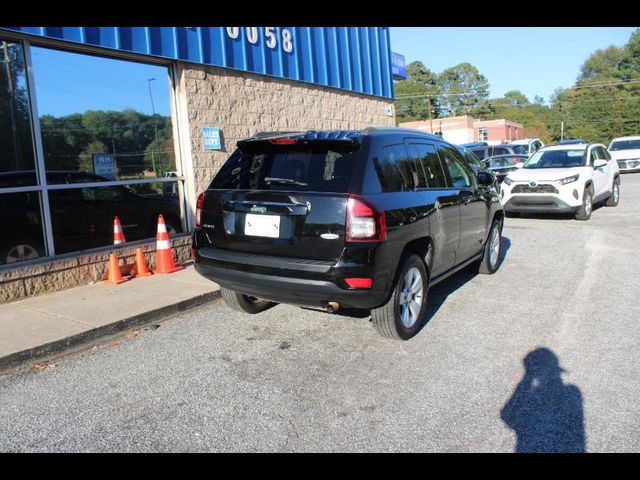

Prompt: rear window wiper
[{"left": 264, "top": 177, "right": 308, "bottom": 186}]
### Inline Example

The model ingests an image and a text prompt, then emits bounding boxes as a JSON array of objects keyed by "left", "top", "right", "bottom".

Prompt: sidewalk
[{"left": 0, "top": 265, "right": 220, "bottom": 372}]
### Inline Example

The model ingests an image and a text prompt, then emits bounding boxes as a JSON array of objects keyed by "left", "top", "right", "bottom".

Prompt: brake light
[
  {"left": 195, "top": 193, "right": 204, "bottom": 228},
  {"left": 270, "top": 138, "right": 297, "bottom": 145},
  {"left": 344, "top": 277, "right": 372, "bottom": 289},
  {"left": 345, "top": 196, "right": 386, "bottom": 242}
]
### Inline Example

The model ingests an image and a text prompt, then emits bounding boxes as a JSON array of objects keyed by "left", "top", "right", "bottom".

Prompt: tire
[
  {"left": 478, "top": 219, "right": 503, "bottom": 275},
  {"left": 220, "top": 287, "right": 277, "bottom": 314},
  {"left": 575, "top": 188, "right": 593, "bottom": 221},
  {"left": 605, "top": 178, "right": 620, "bottom": 207},
  {"left": 370, "top": 254, "right": 429, "bottom": 341}
]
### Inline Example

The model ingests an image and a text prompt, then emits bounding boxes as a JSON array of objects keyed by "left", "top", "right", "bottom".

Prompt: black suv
[{"left": 193, "top": 128, "right": 504, "bottom": 340}]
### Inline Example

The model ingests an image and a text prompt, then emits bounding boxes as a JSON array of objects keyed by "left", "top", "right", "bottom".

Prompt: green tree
[
  {"left": 394, "top": 61, "right": 441, "bottom": 123},
  {"left": 437, "top": 63, "right": 492, "bottom": 117},
  {"left": 78, "top": 139, "right": 109, "bottom": 174},
  {"left": 500, "top": 90, "right": 530, "bottom": 107}
]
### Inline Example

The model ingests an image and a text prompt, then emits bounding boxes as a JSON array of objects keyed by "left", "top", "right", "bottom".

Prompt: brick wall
[{"left": 181, "top": 65, "right": 396, "bottom": 196}]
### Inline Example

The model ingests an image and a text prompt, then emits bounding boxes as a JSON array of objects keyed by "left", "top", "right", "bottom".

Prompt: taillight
[
  {"left": 345, "top": 196, "right": 386, "bottom": 242},
  {"left": 344, "top": 277, "right": 372, "bottom": 289},
  {"left": 195, "top": 193, "right": 204, "bottom": 228}
]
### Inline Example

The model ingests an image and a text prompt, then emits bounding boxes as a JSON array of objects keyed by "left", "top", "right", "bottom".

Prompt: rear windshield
[
  {"left": 210, "top": 145, "right": 358, "bottom": 193},
  {"left": 609, "top": 139, "right": 640, "bottom": 151}
]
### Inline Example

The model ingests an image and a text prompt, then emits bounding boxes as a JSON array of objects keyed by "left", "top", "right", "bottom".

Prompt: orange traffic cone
[
  {"left": 132, "top": 247, "right": 152, "bottom": 277},
  {"left": 113, "top": 216, "right": 126, "bottom": 245},
  {"left": 153, "top": 214, "right": 184, "bottom": 274},
  {"left": 104, "top": 252, "right": 129, "bottom": 285}
]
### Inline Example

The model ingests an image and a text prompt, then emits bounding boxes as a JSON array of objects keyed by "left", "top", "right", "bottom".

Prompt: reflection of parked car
[
  {"left": 501, "top": 143, "right": 620, "bottom": 221},
  {"left": 608, "top": 136, "right": 640, "bottom": 173},
  {"left": 194, "top": 128, "right": 504, "bottom": 340},
  {"left": 482, "top": 154, "right": 529, "bottom": 183},
  {"left": 47, "top": 172, "right": 183, "bottom": 255},
  {"left": 506, "top": 138, "right": 545, "bottom": 155},
  {"left": 0, "top": 191, "right": 44, "bottom": 265},
  {"left": 0, "top": 171, "right": 183, "bottom": 263}
]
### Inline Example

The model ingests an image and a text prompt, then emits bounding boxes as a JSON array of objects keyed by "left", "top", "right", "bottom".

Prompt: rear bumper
[
  {"left": 194, "top": 263, "right": 383, "bottom": 309},
  {"left": 192, "top": 231, "right": 391, "bottom": 309}
]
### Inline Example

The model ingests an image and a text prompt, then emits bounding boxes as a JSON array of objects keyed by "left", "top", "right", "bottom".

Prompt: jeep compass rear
[{"left": 193, "top": 128, "right": 504, "bottom": 340}]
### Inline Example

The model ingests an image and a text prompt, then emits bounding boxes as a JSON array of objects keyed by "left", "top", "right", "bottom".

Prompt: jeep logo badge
[
  {"left": 529, "top": 181, "right": 538, "bottom": 188},
  {"left": 250, "top": 205, "right": 266, "bottom": 214}
]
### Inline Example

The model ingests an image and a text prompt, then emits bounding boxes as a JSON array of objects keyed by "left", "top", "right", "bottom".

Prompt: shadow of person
[{"left": 501, "top": 348, "right": 585, "bottom": 453}]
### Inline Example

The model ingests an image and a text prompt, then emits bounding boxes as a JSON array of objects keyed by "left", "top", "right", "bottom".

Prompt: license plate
[{"left": 244, "top": 214, "right": 280, "bottom": 238}]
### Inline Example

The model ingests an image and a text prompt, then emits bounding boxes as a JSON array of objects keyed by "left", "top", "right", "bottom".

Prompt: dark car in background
[
  {"left": 468, "top": 144, "right": 524, "bottom": 160},
  {"left": 0, "top": 171, "right": 182, "bottom": 264},
  {"left": 482, "top": 154, "right": 529, "bottom": 183},
  {"left": 193, "top": 128, "right": 504, "bottom": 340}
]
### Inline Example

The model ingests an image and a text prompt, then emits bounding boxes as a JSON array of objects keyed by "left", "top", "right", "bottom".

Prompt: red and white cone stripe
[
  {"left": 156, "top": 215, "right": 171, "bottom": 250},
  {"left": 113, "top": 216, "right": 126, "bottom": 245}
]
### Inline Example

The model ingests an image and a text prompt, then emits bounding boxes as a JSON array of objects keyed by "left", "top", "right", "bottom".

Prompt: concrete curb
[{"left": 0, "top": 289, "right": 221, "bottom": 373}]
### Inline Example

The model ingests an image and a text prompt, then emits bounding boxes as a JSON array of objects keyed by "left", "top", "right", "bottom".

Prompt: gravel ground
[{"left": 1, "top": 174, "right": 639, "bottom": 452}]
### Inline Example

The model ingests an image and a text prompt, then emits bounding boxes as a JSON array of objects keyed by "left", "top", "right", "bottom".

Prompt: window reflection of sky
[{"left": 31, "top": 46, "right": 172, "bottom": 117}]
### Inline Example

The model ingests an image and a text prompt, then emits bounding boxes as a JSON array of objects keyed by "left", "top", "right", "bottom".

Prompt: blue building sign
[
  {"left": 92, "top": 153, "right": 116, "bottom": 181},
  {"left": 1, "top": 27, "right": 394, "bottom": 99},
  {"left": 202, "top": 127, "right": 222, "bottom": 150},
  {"left": 391, "top": 52, "right": 406, "bottom": 79}
]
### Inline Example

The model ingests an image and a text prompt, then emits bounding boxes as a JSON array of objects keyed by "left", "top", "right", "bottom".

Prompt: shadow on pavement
[
  {"left": 323, "top": 235, "right": 513, "bottom": 328},
  {"left": 501, "top": 348, "right": 586, "bottom": 453}
]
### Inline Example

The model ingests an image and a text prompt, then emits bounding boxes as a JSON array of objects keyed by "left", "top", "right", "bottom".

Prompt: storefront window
[
  {"left": 0, "top": 192, "right": 45, "bottom": 265},
  {"left": 48, "top": 181, "right": 182, "bottom": 255},
  {"left": 30, "top": 46, "right": 177, "bottom": 184},
  {"left": 1, "top": 39, "right": 37, "bottom": 187}
]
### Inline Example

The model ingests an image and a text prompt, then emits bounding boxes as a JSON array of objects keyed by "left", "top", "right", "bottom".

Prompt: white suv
[
  {"left": 608, "top": 136, "right": 640, "bottom": 173},
  {"left": 500, "top": 143, "right": 620, "bottom": 221}
]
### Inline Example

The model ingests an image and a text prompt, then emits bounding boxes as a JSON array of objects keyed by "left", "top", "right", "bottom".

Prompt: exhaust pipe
[{"left": 326, "top": 301, "right": 341, "bottom": 313}]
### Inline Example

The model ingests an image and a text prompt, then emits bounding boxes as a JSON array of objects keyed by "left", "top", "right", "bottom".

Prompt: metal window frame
[{"left": 1, "top": 33, "right": 188, "bottom": 263}]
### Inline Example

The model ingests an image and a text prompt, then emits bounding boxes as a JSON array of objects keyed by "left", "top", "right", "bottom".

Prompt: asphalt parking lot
[{"left": 1, "top": 174, "right": 639, "bottom": 452}]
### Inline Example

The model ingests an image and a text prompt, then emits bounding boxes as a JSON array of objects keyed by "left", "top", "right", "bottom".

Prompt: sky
[
  {"left": 389, "top": 27, "right": 638, "bottom": 103},
  {"left": 30, "top": 46, "right": 172, "bottom": 117}
]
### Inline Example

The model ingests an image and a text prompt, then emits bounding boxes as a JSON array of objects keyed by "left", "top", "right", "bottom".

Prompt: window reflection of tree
[{"left": 0, "top": 39, "right": 36, "bottom": 179}]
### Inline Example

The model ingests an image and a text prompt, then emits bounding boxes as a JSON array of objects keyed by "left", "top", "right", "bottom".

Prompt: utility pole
[
  {"left": 560, "top": 120, "right": 564, "bottom": 141},
  {"left": 2, "top": 42, "right": 21, "bottom": 171},
  {"left": 427, "top": 97, "right": 433, "bottom": 133},
  {"left": 148, "top": 77, "right": 158, "bottom": 176}
]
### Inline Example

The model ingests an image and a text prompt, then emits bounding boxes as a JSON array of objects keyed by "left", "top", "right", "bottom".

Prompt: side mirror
[
  {"left": 477, "top": 170, "right": 495, "bottom": 187},
  {"left": 593, "top": 159, "right": 607, "bottom": 168}
]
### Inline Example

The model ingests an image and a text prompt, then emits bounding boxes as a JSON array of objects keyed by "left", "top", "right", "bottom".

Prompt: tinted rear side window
[
  {"left": 210, "top": 146, "right": 358, "bottom": 193},
  {"left": 372, "top": 143, "right": 416, "bottom": 192},
  {"left": 411, "top": 143, "right": 447, "bottom": 188}
]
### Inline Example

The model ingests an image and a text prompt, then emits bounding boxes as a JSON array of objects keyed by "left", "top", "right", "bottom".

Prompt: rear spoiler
[{"left": 237, "top": 133, "right": 361, "bottom": 153}]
